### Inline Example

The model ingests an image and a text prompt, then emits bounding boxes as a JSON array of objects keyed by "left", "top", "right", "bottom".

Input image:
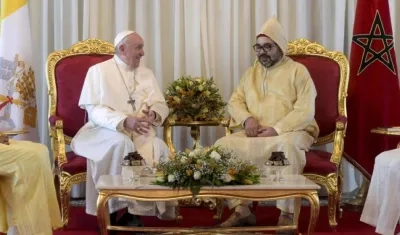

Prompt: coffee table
[{"left": 96, "top": 175, "right": 320, "bottom": 235}]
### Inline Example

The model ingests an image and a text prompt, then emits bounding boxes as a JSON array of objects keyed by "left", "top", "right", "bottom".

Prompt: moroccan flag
[
  {"left": 344, "top": 0, "right": 400, "bottom": 177},
  {"left": 0, "top": 0, "right": 38, "bottom": 141}
]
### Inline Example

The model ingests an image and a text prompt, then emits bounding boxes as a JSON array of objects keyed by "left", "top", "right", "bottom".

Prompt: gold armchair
[
  {"left": 221, "top": 39, "right": 349, "bottom": 229},
  {"left": 46, "top": 39, "right": 114, "bottom": 226}
]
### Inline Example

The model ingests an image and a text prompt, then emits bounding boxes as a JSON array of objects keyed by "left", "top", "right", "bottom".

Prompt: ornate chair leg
[
  {"left": 54, "top": 175, "right": 61, "bottom": 208},
  {"left": 175, "top": 205, "right": 183, "bottom": 221},
  {"left": 327, "top": 189, "right": 338, "bottom": 230},
  {"left": 337, "top": 173, "right": 344, "bottom": 218},
  {"left": 60, "top": 175, "right": 72, "bottom": 227}
]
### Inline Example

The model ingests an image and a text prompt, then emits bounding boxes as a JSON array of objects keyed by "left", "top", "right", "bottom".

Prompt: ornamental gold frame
[
  {"left": 97, "top": 187, "right": 320, "bottom": 235},
  {"left": 165, "top": 39, "right": 349, "bottom": 230},
  {"left": 46, "top": 39, "right": 115, "bottom": 226}
]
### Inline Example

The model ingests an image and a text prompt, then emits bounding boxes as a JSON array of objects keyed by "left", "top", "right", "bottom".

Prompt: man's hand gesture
[
  {"left": 142, "top": 109, "right": 156, "bottom": 125},
  {"left": 257, "top": 127, "right": 278, "bottom": 137},
  {"left": 244, "top": 117, "right": 260, "bottom": 137},
  {"left": 124, "top": 116, "right": 151, "bottom": 135}
]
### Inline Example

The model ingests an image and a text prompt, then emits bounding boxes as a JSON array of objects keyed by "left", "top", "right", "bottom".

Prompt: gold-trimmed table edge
[
  {"left": 371, "top": 127, "right": 400, "bottom": 136},
  {"left": 0, "top": 129, "right": 29, "bottom": 136},
  {"left": 96, "top": 187, "right": 319, "bottom": 235}
]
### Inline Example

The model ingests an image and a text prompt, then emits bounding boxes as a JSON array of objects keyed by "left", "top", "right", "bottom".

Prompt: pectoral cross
[{"left": 127, "top": 97, "right": 135, "bottom": 111}]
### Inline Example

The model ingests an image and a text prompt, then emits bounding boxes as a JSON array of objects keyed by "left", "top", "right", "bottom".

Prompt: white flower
[
  {"left": 189, "top": 151, "right": 196, "bottom": 157},
  {"left": 193, "top": 171, "right": 201, "bottom": 180},
  {"left": 168, "top": 174, "right": 176, "bottom": 182},
  {"left": 194, "top": 148, "right": 203, "bottom": 155},
  {"left": 180, "top": 156, "right": 188, "bottom": 163},
  {"left": 175, "top": 85, "right": 181, "bottom": 90},
  {"left": 210, "top": 151, "right": 221, "bottom": 161},
  {"left": 189, "top": 81, "right": 193, "bottom": 86},
  {"left": 198, "top": 85, "right": 204, "bottom": 91},
  {"left": 221, "top": 174, "right": 232, "bottom": 183},
  {"left": 201, "top": 107, "right": 209, "bottom": 113},
  {"left": 173, "top": 96, "right": 181, "bottom": 103},
  {"left": 156, "top": 176, "right": 165, "bottom": 182}
]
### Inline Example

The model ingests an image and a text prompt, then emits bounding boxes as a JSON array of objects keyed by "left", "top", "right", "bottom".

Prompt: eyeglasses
[{"left": 253, "top": 43, "right": 276, "bottom": 52}]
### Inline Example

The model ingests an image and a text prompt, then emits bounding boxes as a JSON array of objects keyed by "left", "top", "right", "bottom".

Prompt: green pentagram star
[{"left": 352, "top": 11, "right": 396, "bottom": 75}]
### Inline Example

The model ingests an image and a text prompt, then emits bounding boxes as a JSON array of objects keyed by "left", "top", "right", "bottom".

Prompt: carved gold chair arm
[
  {"left": 49, "top": 116, "right": 68, "bottom": 168},
  {"left": 55, "top": 120, "right": 68, "bottom": 167},
  {"left": 329, "top": 116, "right": 347, "bottom": 166}
]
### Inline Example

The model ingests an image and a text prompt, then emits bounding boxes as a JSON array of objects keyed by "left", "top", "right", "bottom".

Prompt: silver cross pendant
[{"left": 127, "top": 98, "right": 135, "bottom": 111}]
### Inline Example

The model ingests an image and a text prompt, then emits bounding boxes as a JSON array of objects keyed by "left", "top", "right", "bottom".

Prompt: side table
[
  {"left": 371, "top": 127, "right": 400, "bottom": 148},
  {"left": 162, "top": 117, "right": 230, "bottom": 220},
  {"left": 163, "top": 117, "right": 230, "bottom": 156},
  {"left": 353, "top": 127, "right": 400, "bottom": 208}
]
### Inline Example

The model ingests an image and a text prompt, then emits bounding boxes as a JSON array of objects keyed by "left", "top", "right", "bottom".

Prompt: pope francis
[
  {"left": 215, "top": 16, "right": 319, "bottom": 231},
  {"left": 71, "top": 31, "right": 175, "bottom": 226},
  {"left": 0, "top": 134, "right": 62, "bottom": 235},
  {"left": 360, "top": 147, "right": 400, "bottom": 235}
]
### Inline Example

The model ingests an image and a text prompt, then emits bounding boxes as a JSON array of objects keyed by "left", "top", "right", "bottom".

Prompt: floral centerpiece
[
  {"left": 153, "top": 145, "right": 261, "bottom": 195},
  {"left": 165, "top": 76, "right": 227, "bottom": 122}
]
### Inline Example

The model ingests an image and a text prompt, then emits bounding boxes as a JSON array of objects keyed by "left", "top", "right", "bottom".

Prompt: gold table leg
[
  {"left": 293, "top": 197, "right": 302, "bottom": 234},
  {"left": 190, "top": 126, "right": 201, "bottom": 149},
  {"left": 307, "top": 192, "right": 320, "bottom": 235},
  {"left": 95, "top": 190, "right": 319, "bottom": 234},
  {"left": 96, "top": 192, "right": 110, "bottom": 235}
]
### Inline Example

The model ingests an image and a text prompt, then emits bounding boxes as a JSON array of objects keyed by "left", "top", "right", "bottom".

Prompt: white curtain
[{"left": 19, "top": 0, "right": 400, "bottom": 195}]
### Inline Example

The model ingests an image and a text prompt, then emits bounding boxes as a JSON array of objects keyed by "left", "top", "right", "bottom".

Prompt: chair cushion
[
  {"left": 57, "top": 152, "right": 87, "bottom": 175},
  {"left": 303, "top": 150, "right": 337, "bottom": 176},
  {"left": 54, "top": 54, "right": 113, "bottom": 137},
  {"left": 289, "top": 55, "right": 341, "bottom": 137}
]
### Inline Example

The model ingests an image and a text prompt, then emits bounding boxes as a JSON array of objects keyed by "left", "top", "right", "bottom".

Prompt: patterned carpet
[{"left": 55, "top": 203, "right": 400, "bottom": 235}]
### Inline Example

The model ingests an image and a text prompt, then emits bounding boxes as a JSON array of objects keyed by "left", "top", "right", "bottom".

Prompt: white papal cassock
[
  {"left": 71, "top": 55, "right": 176, "bottom": 219},
  {"left": 360, "top": 148, "right": 400, "bottom": 235}
]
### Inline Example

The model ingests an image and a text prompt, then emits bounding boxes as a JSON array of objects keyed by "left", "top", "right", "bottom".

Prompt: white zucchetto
[{"left": 114, "top": 30, "right": 136, "bottom": 47}]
